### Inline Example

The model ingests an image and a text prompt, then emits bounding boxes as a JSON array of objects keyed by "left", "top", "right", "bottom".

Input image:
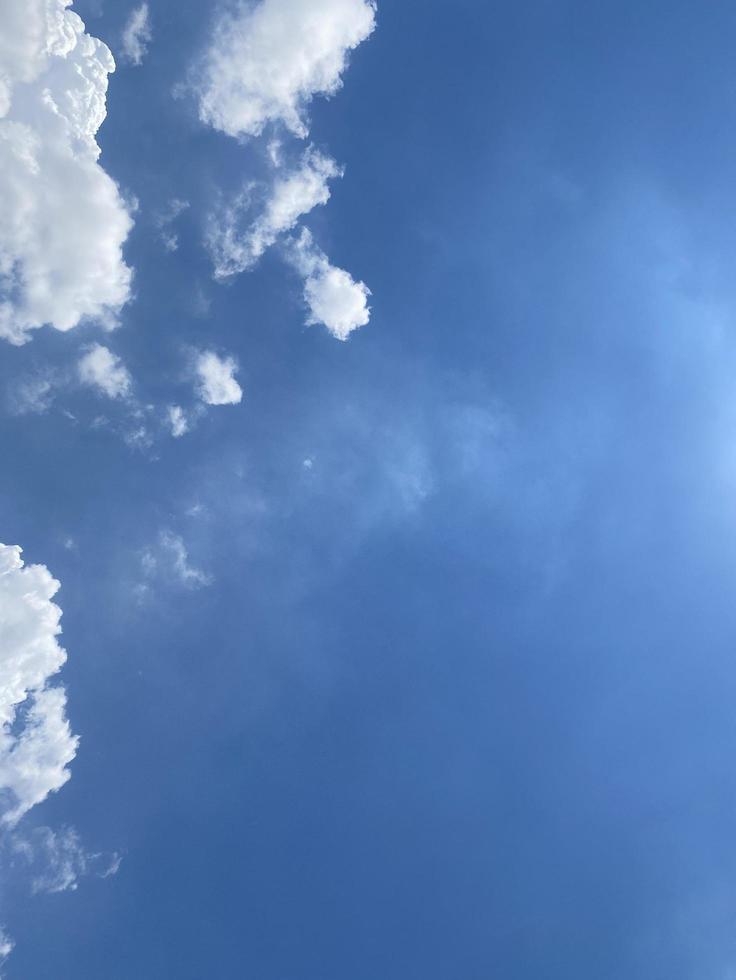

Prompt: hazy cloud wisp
[{"left": 121, "top": 3, "right": 152, "bottom": 66}]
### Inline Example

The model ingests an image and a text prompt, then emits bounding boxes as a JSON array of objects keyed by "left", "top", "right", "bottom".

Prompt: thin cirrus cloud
[
  {"left": 120, "top": 2, "right": 152, "bottom": 67},
  {"left": 7, "top": 371, "right": 59, "bottom": 416},
  {"left": 0, "top": 0, "right": 133, "bottom": 345},
  {"left": 10, "top": 826, "right": 121, "bottom": 895},
  {"left": 196, "top": 0, "right": 375, "bottom": 340},
  {"left": 195, "top": 350, "right": 243, "bottom": 406},
  {"left": 78, "top": 344, "right": 133, "bottom": 400},
  {"left": 197, "top": 0, "right": 377, "bottom": 139},
  {"left": 155, "top": 198, "right": 190, "bottom": 252},
  {"left": 0, "top": 544, "right": 78, "bottom": 827},
  {"left": 140, "top": 531, "right": 212, "bottom": 592}
]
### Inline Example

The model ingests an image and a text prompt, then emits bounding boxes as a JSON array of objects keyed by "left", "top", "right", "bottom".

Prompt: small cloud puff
[
  {"left": 195, "top": 350, "right": 243, "bottom": 406},
  {"left": 78, "top": 344, "right": 132, "bottom": 400},
  {"left": 167, "top": 405, "right": 189, "bottom": 438},
  {"left": 288, "top": 228, "right": 370, "bottom": 340},
  {"left": 121, "top": 3, "right": 152, "bottom": 66}
]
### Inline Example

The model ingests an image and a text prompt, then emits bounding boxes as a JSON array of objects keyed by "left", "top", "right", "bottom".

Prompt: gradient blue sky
[{"left": 4, "top": 1, "right": 736, "bottom": 977}]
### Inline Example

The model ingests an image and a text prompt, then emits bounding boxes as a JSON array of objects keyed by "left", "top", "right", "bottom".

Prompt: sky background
[{"left": 5, "top": 0, "right": 736, "bottom": 977}]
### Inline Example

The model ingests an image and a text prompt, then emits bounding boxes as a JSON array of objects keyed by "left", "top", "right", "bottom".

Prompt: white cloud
[
  {"left": 0, "top": 544, "right": 78, "bottom": 826},
  {"left": 0, "top": 0, "right": 133, "bottom": 345},
  {"left": 208, "top": 148, "right": 341, "bottom": 278},
  {"left": 7, "top": 371, "right": 59, "bottom": 415},
  {"left": 195, "top": 1, "right": 375, "bottom": 342},
  {"left": 78, "top": 344, "right": 132, "bottom": 399},
  {"left": 198, "top": 0, "right": 376, "bottom": 139},
  {"left": 155, "top": 197, "right": 189, "bottom": 252},
  {"left": 0, "top": 926, "right": 13, "bottom": 974},
  {"left": 267, "top": 138, "right": 283, "bottom": 167},
  {"left": 288, "top": 228, "right": 370, "bottom": 339},
  {"left": 10, "top": 825, "right": 120, "bottom": 894},
  {"left": 195, "top": 350, "right": 243, "bottom": 406},
  {"left": 121, "top": 3, "right": 152, "bottom": 66},
  {"left": 141, "top": 531, "right": 211, "bottom": 590},
  {"left": 167, "top": 405, "right": 189, "bottom": 438}
]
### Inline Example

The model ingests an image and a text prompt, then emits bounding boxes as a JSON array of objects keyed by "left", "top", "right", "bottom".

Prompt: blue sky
[{"left": 4, "top": 0, "right": 736, "bottom": 977}]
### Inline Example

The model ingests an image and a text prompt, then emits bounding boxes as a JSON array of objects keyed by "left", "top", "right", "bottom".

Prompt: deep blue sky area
[{"left": 5, "top": 1, "right": 736, "bottom": 978}]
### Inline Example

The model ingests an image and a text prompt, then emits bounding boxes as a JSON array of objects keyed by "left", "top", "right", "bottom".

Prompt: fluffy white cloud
[
  {"left": 196, "top": 0, "right": 374, "bottom": 343},
  {"left": 198, "top": 0, "right": 376, "bottom": 139},
  {"left": 0, "top": 0, "right": 133, "bottom": 344},
  {"left": 78, "top": 343, "right": 132, "bottom": 399},
  {"left": 0, "top": 544, "right": 78, "bottom": 826},
  {"left": 288, "top": 228, "right": 370, "bottom": 339},
  {"left": 195, "top": 350, "right": 243, "bottom": 406},
  {"left": 208, "top": 149, "right": 340, "bottom": 278},
  {"left": 121, "top": 3, "right": 151, "bottom": 66}
]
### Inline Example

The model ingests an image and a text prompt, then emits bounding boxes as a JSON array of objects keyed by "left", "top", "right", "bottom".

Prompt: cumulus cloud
[
  {"left": 0, "top": 0, "right": 133, "bottom": 344},
  {"left": 197, "top": 0, "right": 376, "bottom": 139},
  {"left": 78, "top": 344, "right": 132, "bottom": 399},
  {"left": 195, "top": 0, "right": 374, "bottom": 343},
  {"left": 195, "top": 350, "right": 243, "bottom": 406},
  {"left": 121, "top": 3, "right": 151, "bottom": 66},
  {"left": 208, "top": 148, "right": 341, "bottom": 278},
  {"left": 0, "top": 544, "right": 78, "bottom": 826},
  {"left": 287, "top": 228, "right": 370, "bottom": 339}
]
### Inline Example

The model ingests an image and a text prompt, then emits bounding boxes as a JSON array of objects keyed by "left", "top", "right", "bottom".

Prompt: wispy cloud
[
  {"left": 140, "top": 531, "right": 212, "bottom": 594},
  {"left": 0, "top": 926, "right": 13, "bottom": 976},
  {"left": 168, "top": 405, "right": 190, "bottom": 438},
  {"left": 121, "top": 3, "right": 152, "bottom": 67},
  {"left": 207, "top": 148, "right": 341, "bottom": 278},
  {"left": 155, "top": 197, "right": 189, "bottom": 252},
  {"left": 9, "top": 826, "right": 120, "bottom": 895},
  {"left": 6, "top": 370, "right": 60, "bottom": 416}
]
